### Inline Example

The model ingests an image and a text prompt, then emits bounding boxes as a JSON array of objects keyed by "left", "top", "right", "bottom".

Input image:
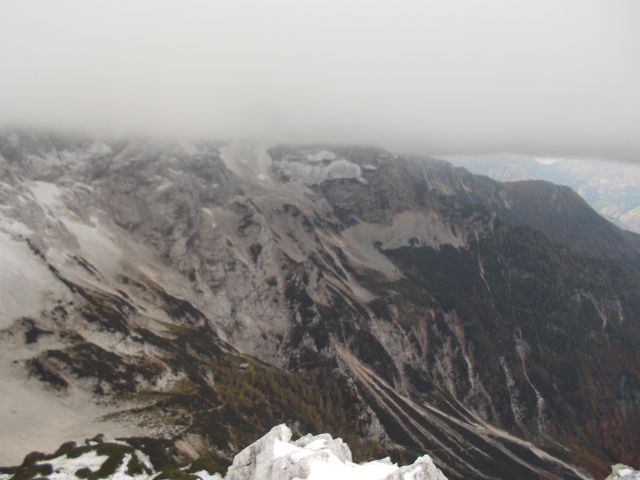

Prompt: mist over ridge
[{"left": 1, "top": 0, "right": 639, "bottom": 161}]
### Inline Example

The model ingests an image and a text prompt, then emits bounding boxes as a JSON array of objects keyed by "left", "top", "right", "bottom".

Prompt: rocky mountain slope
[
  {"left": 0, "top": 131, "right": 638, "bottom": 479},
  {"left": 445, "top": 154, "right": 640, "bottom": 236}
]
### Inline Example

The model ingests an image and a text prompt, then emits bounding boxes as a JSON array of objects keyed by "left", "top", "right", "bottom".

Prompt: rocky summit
[{"left": 0, "top": 131, "right": 638, "bottom": 479}]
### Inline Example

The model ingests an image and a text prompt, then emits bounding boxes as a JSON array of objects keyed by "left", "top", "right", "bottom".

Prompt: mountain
[
  {"left": 0, "top": 131, "right": 639, "bottom": 479},
  {"left": 443, "top": 154, "right": 640, "bottom": 235}
]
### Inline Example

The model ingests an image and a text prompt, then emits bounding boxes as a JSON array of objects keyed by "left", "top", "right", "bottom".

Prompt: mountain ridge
[
  {"left": 0, "top": 131, "right": 638, "bottom": 478},
  {"left": 444, "top": 154, "right": 640, "bottom": 236}
]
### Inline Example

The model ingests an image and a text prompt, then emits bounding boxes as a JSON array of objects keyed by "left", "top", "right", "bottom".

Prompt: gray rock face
[{"left": 0, "top": 131, "right": 638, "bottom": 478}]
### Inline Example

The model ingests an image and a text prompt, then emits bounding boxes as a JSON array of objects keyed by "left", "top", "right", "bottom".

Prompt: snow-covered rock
[
  {"left": 274, "top": 157, "right": 365, "bottom": 185},
  {"left": 222, "top": 424, "right": 447, "bottom": 480},
  {"left": 606, "top": 464, "right": 640, "bottom": 480}
]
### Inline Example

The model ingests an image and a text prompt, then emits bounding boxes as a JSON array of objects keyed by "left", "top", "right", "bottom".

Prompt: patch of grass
[
  {"left": 155, "top": 465, "right": 198, "bottom": 480},
  {"left": 75, "top": 467, "right": 92, "bottom": 478},
  {"left": 87, "top": 444, "right": 131, "bottom": 480},
  {"left": 126, "top": 453, "right": 149, "bottom": 476},
  {"left": 34, "top": 464, "right": 52, "bottom": 476},
  {"left": 186, "top": 457, "right": 226, "bottom": 475}
]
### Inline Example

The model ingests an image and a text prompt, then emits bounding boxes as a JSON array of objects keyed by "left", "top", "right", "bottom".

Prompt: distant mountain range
[{"left": 443, "top": 154, "right": 640, "bottom": 235}]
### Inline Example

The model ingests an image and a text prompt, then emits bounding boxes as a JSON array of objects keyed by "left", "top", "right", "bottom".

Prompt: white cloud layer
[{"left": 1, "top": 0, "right": 639, "bottom": 160}]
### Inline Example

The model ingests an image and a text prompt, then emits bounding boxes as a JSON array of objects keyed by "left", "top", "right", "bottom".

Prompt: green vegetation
[
  {"left": 198, "top": 357, "right": 385, "bottom": 461},
  {"left": 128, "top": 346, "right": 389, "bottom": 465}
]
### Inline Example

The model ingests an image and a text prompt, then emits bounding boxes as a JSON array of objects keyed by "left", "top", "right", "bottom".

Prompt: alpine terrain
[
  {"left": 445, "top": 155, "right": 640, "bottom": 235},
  {"left": 0, "top": 131, "right": 639, "bottom": 479}
]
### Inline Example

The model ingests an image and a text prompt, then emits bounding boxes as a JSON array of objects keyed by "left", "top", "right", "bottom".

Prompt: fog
[{"left": 1, "top": 0, "right": 639, "bottom": 160}]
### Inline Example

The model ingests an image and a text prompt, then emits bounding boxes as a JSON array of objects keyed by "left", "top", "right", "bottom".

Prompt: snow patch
[
  {"left": 306, "top": 150, "right": 337, "bottom": 163},
  {"left": 500, "top": 357, "right": 524, "bottom": 426},
  {"left": 275, "top": 158, "right": 365, "bottom": 185},
  {"left": 343, "top": 210, "right": 464, "bottom": 256},
  {"left": 535, "top": 157, "right": 563, "bottom": 166},
  {"left": 0, "top": 232, "right": 65, "bottom": 328},
  {"left": 29, "top": 181, "right": 62, "bottom": 208},
  {"left": 59, "top": 216, "right": 122, "bottom": 275},
  {"left": 0, "top": 214, "right": 32, "bottom": 236},
  {"left": 0, "top": 372, "right": 142, "bottom": 465},
  {"left": 514, "top": 332, "right": 546, "bottom": 431},
  {"left": 219, "top": 143, "right": 273, "bottom": 181},
  {"left": 45, "top": 451, "right": 109, "bottom": 480},
  {"left": 154, "top": 178, "right": 173, "bottom": 192}
]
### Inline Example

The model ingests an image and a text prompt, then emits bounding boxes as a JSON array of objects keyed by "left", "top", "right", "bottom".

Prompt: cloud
[{"left": 1, "top": 0, "right": 639, "bottom": 161}]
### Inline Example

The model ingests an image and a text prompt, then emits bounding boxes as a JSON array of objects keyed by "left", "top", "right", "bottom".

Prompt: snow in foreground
[
  {"left": 0, "top": 425, "right": 448, "bottom": 480},
  {"left": 217, "top": 424, "right": 447, "bottom": 480},
  {"left": 1, "top": 424, "right": 636, "bottom": 480}
]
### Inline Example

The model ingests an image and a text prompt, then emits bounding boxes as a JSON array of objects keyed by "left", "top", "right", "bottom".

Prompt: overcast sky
[{"left": 1, "top": 1, "right": 639, "bottom": 160}]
